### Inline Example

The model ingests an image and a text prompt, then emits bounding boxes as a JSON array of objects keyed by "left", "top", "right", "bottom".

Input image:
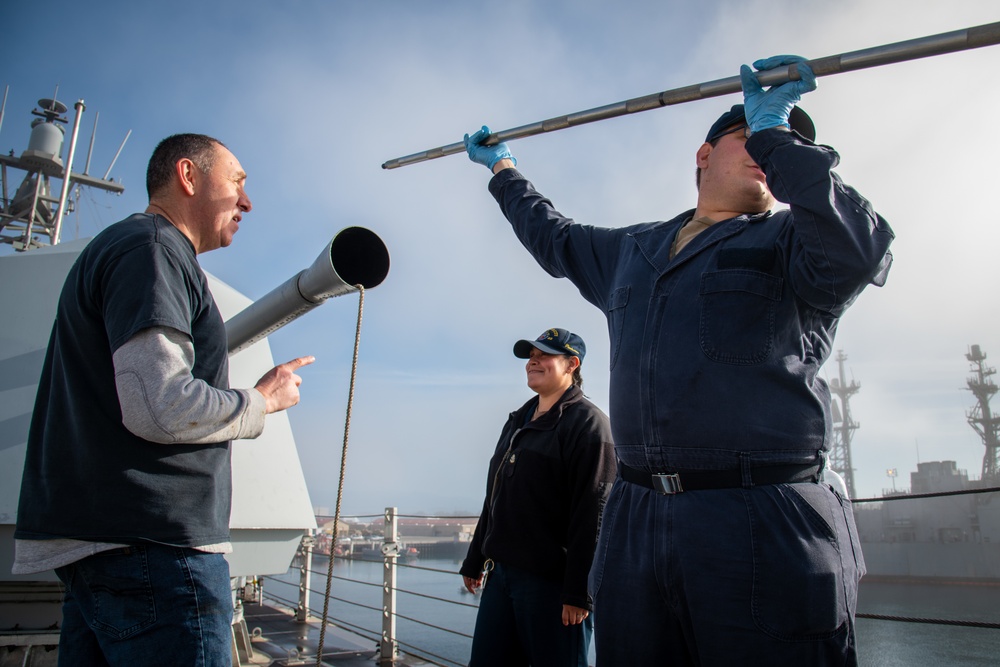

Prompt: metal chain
[{"left": 316, "top": 285, "right": 365, "bottom": 666}]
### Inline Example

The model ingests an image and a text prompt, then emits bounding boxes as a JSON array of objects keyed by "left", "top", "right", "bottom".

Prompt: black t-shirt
[{"left": 16, "top": 214, "right": 233, "bottom": 547}]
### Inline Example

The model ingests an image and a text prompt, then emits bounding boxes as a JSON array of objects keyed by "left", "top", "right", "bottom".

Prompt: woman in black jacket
[{"left": 460, "top": 328, "right": 616, "bottom": 667}]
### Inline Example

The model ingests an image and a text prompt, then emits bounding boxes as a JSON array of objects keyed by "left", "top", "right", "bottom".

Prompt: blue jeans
[
  {"left": 54, "top": 545, "right": 233, "bottom": 667},
  {"left": 590, "top": 479, "right": 864, "bottom": 666},
  {"left": 470, "top": 561, "right": 592, "bottom": 667}
]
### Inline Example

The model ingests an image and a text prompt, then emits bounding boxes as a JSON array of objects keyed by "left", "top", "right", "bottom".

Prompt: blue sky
[{"left": 3, "top": 0, "right": 1000, "bottom": 514}]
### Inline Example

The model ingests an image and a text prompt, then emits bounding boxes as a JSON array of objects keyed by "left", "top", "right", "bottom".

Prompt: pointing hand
[{"left": 254, "top": 356, "right": 315, "bottom": 414}]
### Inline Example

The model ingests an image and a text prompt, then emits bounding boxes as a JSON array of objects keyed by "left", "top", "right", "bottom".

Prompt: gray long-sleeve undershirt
[{"left": 113, "top": 325, "right": 266, "bottom": 443}]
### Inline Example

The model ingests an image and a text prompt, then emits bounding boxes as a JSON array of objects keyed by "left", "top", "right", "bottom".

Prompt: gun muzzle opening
[
  {"left": 226, "top": 225, "right": 391, "bottom": 354},
  {"left": 328, "top": 226, "right": 390, "bottom": 290}
]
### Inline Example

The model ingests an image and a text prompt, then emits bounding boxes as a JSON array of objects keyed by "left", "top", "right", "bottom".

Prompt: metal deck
[{"left": 242, "top": 601, "right": 434, "bottom": 667}]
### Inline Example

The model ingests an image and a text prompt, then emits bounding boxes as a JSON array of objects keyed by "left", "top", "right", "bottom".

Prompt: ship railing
[
  {"left": 261, "top": 494, "right": 1000, "bottom": 665},
  {"left": 261, "top": 506, "right": 479, "bottom": 667}
]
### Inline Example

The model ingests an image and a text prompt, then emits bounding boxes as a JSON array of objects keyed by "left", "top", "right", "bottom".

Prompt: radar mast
[
  {"left": 0, "top": 87, "right": 125, "bottom": 251},
  {"left": 965, "top": 344, "right": 1000, "bottom": 482},
  {"left": 829, "top": 350, "right": 860, "bottom": 497}
]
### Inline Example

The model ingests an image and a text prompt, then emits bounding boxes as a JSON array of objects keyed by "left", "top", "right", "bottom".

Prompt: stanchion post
[
  {"left": 297, "top": 529, "right": 316, "bottom": 623},
  {"left": 380, "top": 507, "right": 400, "bottom": 664}
]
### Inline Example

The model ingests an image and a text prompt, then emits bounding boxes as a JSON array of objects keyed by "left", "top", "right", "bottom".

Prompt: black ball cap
[{"left": 705, "top": 104, "right": 816, "bottom": 143}]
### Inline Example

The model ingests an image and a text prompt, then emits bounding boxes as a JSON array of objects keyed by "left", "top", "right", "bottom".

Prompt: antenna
[
  {"left": 50, "top": 99, "right": 85, "bottom": 244},
  {"left": 84, "top": 111, "right": 99, "bottom": 175},
  {"left": 0, "top": 85, "right": 8, "bottom": 138},
  {"left": 104, "top": 129, "right": 131, "bottom": 181}
]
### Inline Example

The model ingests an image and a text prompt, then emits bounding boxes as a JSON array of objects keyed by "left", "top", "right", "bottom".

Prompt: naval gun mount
[
  {"left": 0, "top": 225, "right": 389, "bottom": 635},
  {"left": 226, "top": 225, "right": 390, "bottom": 353}
]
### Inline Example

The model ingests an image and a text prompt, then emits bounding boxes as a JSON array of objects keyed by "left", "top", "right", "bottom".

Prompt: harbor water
[
  {"left": 267, "top": 556, "right": 1000, "bottom": 667},
  {"left": 856, "top": 581, "right": 1000, "bottom": 667}
]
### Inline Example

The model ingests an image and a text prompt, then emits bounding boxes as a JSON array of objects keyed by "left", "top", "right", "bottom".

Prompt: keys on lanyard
[{"left": 480, "top": 558, "right": 495, "bottom": 591}]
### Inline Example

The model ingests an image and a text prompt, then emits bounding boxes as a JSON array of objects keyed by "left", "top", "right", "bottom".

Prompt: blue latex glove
[
  {"left": 740, "top": 55, "right": 817, "bottom": 134},
  {"left": 463, "top": 125, "right": 516, "bottom": 171}
]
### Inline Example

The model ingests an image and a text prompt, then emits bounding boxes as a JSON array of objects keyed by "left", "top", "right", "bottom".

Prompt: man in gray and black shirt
[{"left": 14, "top": 133, "right": 312, "bottom": 666}]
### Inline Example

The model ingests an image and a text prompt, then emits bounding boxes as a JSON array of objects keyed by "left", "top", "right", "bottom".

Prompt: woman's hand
[
  {"left": 463, "top": 575, "right": 482, "bottom": 595},
  {"left": 562, "top": 604, "right": 589, "bottom": 626}
]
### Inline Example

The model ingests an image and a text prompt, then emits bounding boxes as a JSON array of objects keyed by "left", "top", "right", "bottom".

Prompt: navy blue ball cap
[
  {"left": 705, "top": 104, "right": 815, "bottom": 143},
  {"left": 513, "top": 328, "right": 586, "bottom": 362}
]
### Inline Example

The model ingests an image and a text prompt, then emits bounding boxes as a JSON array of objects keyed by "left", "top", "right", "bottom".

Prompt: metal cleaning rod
[{"left": 382, "top": 21, "right": 1000, "bottom": 170}]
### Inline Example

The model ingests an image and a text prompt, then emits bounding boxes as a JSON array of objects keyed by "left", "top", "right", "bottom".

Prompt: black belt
[{"left": 617, "top": 460, "right": 821, "bottom": 495}]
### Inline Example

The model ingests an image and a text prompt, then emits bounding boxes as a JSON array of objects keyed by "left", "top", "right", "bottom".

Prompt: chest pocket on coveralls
[
  {"left": 607, "top": 286, "right": 630, "bottom": 372},
  {"left": 699, "top": 270, "right": 781, "bottom": 365}
]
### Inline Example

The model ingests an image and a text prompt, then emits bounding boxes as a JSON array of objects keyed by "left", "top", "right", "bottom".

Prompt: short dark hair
[{"left": 146, "top": 133, "right": 226, "bottom": 199}]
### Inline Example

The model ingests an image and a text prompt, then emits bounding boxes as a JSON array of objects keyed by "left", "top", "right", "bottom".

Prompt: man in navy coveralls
[{"left": 463, "top": 55, "right": 893, "bottom": 665}]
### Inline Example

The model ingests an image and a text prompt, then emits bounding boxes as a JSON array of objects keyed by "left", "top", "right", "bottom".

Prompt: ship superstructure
[{"left": 0, "top": 90, "right": 125, "bottom": 251}]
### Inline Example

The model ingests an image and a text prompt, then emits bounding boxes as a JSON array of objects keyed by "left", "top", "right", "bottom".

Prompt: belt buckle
[{"left": 651, "top": 473, "right": 684, "bottom": 495}]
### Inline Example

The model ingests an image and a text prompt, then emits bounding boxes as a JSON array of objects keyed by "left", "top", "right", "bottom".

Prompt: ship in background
[{"left": 831, "top": 348, "right": 1000, "bottom": 582}]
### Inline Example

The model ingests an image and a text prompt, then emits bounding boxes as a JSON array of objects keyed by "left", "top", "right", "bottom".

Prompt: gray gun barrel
[
  {"left": 225, "top": 226, "right": 390, "bottom": 354},
  {"left": 381, "top": 21, "right": 1000, "bottom": 170}
]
